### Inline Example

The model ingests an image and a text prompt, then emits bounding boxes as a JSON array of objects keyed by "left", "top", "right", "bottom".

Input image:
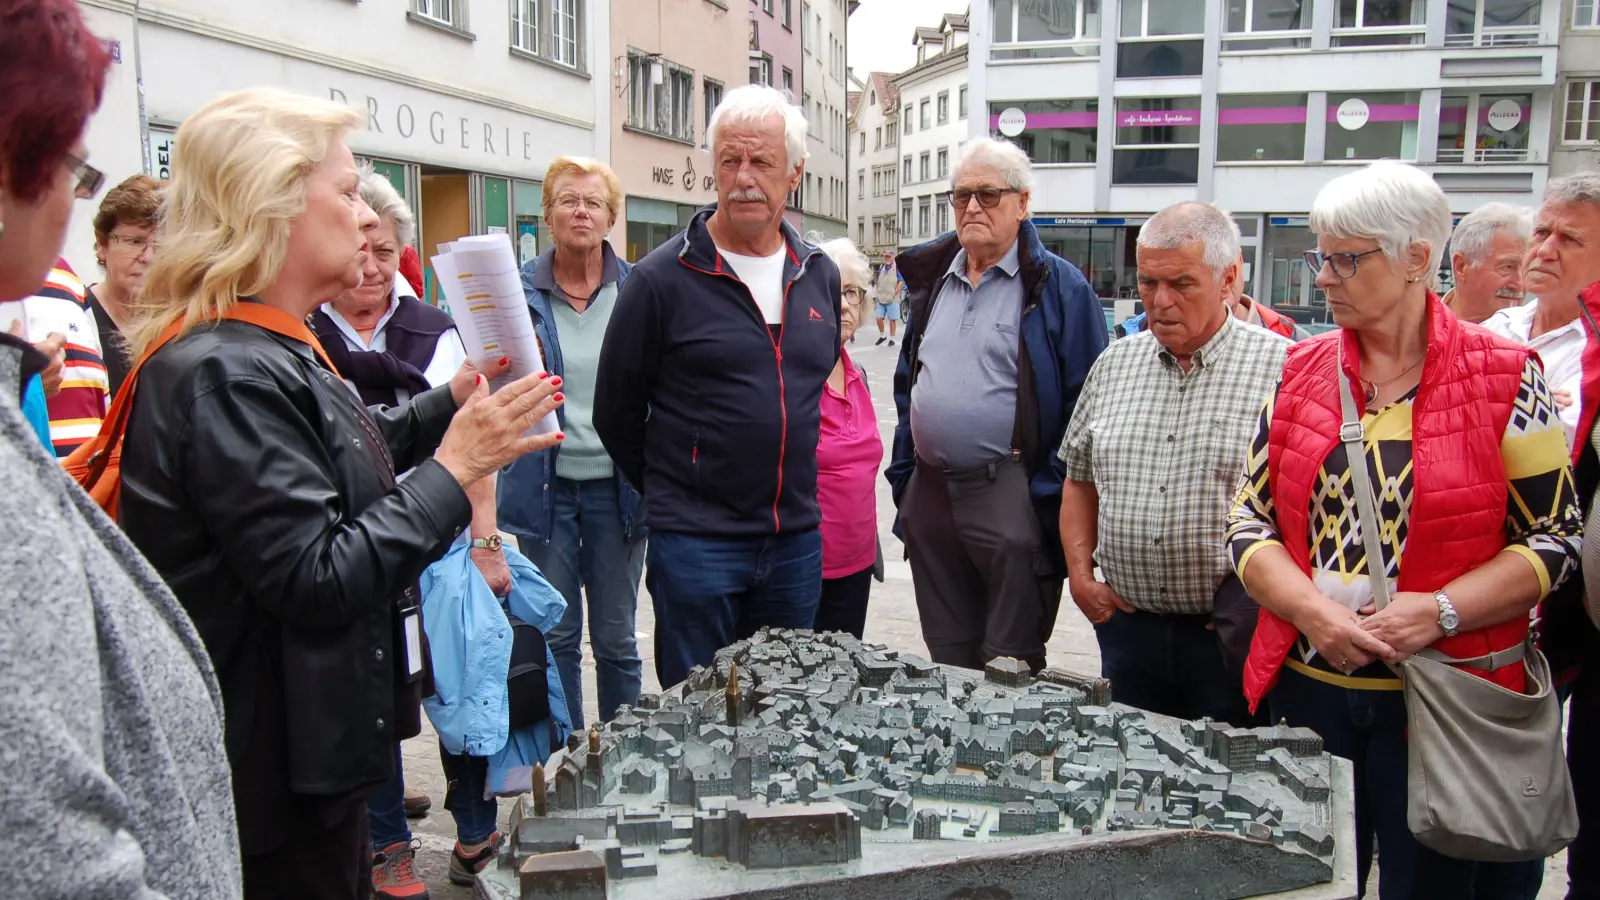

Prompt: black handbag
[
  {"left": 1210, "top": 574, "right": 1261, "bottom": 674},
  {"left": 505, "top": 616, "right": 552, "bottom": 731}
]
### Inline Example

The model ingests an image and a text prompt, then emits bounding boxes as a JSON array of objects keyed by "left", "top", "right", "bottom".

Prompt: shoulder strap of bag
[{"left": 1336, "top": 363, "right": 1392, "bottom": 613}]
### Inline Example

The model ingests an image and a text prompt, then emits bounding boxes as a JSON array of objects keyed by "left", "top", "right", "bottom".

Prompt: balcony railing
[
  {"left": 990, "top": 38, "right": 1100, "bottom": 61},
  {"left": 1436, "top": 147, "right": 1531, "bottom": 163},
  {"left": 1443, "top": 26, "right": 1543, "bottom": 47}
]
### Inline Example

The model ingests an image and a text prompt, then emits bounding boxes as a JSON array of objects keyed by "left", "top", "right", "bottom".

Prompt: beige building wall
[{"left": 609, "top": 0, "right": 746, "bottom": 260}]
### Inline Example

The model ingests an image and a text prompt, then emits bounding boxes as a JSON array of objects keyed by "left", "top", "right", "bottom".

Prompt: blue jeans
[
  {"left": 646, "top": 529, "right": 822, "bottom": 687},
  {"left": 439, "top": 743, "right": 498, "bottom": 846},
  {"left": 518, "top": 477, "right": 644, "bottom": 730},
  {"left": 1269, "top": 666, "right": 1481, "bottom": 900},
  {"left": 1093, "top": 609, "right": 1257, "bottom": 725},
  {"left": 368, "top": 743, "right": 411, "bottom": 851}
]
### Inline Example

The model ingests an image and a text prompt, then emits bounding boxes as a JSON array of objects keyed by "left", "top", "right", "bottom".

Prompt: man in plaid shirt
[{"left": 1057, "top": 202, "right": 1289, "bottom": 723}]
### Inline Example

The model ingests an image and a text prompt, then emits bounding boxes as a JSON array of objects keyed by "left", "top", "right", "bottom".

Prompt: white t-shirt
[
  {"left": 719, "top": 245, "right": 788, "bottom": 324},
  {"left": 1482, "top": 298, "right": 1585, "bottom": 446}
]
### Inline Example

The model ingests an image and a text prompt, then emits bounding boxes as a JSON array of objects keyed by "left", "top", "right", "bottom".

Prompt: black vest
[{"left": 309, "top": 297, "right": 458, "bottom": 407}]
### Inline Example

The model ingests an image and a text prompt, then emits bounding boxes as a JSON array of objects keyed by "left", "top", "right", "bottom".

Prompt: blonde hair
[
  {"left": 542, "top": 156, "right": 623, "bottom": 226},
  {"left": 127, "top": 87, "right": 362, "bottom": 356}
]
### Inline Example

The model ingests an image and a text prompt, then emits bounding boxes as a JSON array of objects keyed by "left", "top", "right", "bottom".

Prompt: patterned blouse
[{"left": 1225, "top": 358, "right": 1583, "bottom": 686}]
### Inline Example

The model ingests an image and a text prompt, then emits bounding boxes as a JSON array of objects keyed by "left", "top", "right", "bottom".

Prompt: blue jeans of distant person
[
  {"left": 646, "top": 528, "right": 823, "bottom": 687},
  {"left": 518, "top": 476, "right": 645, "bottom": 730},
  {"left": 1093, "top": 608, "right": 1256, "bottom": 725},
  {"left": 439, "top": 743, "right": 498, "bottom": 845},
  {"left": 368, "top": 743, "right": 411, "bottom": 852},
  {"left": 1270, "top": 666, "right": 1486, "bottom": 900}
]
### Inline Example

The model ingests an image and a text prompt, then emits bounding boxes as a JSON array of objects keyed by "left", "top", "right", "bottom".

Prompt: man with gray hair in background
[
  {"left": 1058, "top": 201, "right": 1289, "bottom": 724},
  {"left": 885, "top": 137, "right": 1107, "bottom": 673},
  {"left": 1444, "top": 201, "right": 1530, "bottom": 324}
]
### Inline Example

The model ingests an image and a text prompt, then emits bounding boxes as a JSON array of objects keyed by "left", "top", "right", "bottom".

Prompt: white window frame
[
  {"left": 920, "top": 98, "right": 932, "bottom": 130},
  {"left": 937, "top": 147, "right": 949, "bottom": 178},
  {"left": 887, "top": 117, "right": 898, "bottom": 146},
  {"left": 702, "top": 77, "right": 724, "bottom": 148},
  {"left": 1578, "top": 0, "right": 1600, "bottom": 28},
  {"left": 1333, "top": 0, "right": 1427, "bottom": 46},
  {"left": 627, "top": 52, "right": 696, "bottom": 144},
  {"left": 920, "top": 151, "right": 931, "bottom": 181},
  {"left": 750, "top": 52, "right": 773, "bottom": 85},
  {"left": 936, "top": 195, "right": 950, "bottom": 234},
  {"left": 507, "top": 0, "right": 585, "bottom": 70},
  {"left": 919, "top": 195, "right": 932, "bottom": 237},
  {"left": 903, "top": 106, "right": 914, "bottom": 134},
  {"left": 550, "top": 0, "right": 579, "bottom": 65},
  {"left": 959, "top": 86, "right": 968, "bottom": 119},
  {"left": 801, "top": 2, "right": 811, "bottom": 50},
  {"left": 1121, "top": 0, "right": 1204, "bottom": 39},
  {"left": 415, "top": 0, "right": 462, "bottom": 28},
  {"left": 1564, "top": 80, "right": 1600, "bottom": 143},
  {"left": 990, "top": 0, "right": 1101, "bottom": 46},
  {"left": 1445, "top": 0, "right": 1540, "bottom": 46},
  {"left": 903, "top": 155, "right": 913, "bottom": 183},
  {"left": 937, "top": 91, "right": 950, "bottom": 125},
  {"left": 511, "top": 0, "right": 539, "bottom": 53},
  {"left": 901, "top": 199, "right": 913, "bottom": 237},
  {"left": 1221, "top": 0, "right": 1313, "bottom": 49}
]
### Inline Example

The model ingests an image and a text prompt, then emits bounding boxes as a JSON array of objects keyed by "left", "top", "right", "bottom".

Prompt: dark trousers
[
  {"left": 1093, "top": 608, "right": 1257, "bottom": 725},
  {"left": 816, "top": 565, "right": 874, "bottom": 639},
  {"left": 900, "top": 457, "right": 1060, "bottom": 670},
  {"left": 439, "top": 742, "right": 500, "bottom": 846},
  {"left": 645, "top": 528, "right": 822, "bottom": 687},
  {"left": 1269, "top": 666, "right": 1485, "bottom": 900},
  {"left": 242, "top": 801, "right": 370, "bottom": 900},
  {"left": 1570, "top": 667, "right": 1600, "bottom": 900},
  {"left": 366, "top": 743, "right": 410, "bottom": 851}
]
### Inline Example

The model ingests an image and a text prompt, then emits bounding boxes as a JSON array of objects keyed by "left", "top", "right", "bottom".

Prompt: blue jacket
[
  {"left": 498, "top": 241, "right": 645, "bottom": 545},
  {"left": 420, "top": 538, "right": 571, "bottom": 762},
  {"left": 885, "top": 221, "right": 1108, "bottom": 570},
  {"left": 594, "top": 206, "right": 842, "bottom": 536}
]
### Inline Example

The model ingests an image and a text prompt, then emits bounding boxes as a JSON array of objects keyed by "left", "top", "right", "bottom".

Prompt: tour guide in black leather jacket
[{"left": 119, "top": 315, "right": 470, "bottom": 854}]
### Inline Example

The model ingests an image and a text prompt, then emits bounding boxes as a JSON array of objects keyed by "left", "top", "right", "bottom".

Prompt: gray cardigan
[{"left": 0, "top": 342, "right": 241, "bottom": 898}]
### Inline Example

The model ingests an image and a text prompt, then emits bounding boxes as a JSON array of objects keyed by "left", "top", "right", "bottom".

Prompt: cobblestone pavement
[{"left": 400, "top": 330, "right": 1568, "bottom": 898}]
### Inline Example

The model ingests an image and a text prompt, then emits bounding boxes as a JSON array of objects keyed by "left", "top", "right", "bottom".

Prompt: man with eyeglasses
[{"left": 885, "top": 137, "right": 1107, "bottom": 673}]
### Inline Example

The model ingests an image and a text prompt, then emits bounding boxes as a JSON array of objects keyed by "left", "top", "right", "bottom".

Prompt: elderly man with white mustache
[
  {"left": 1443, "top": 202, "right": 1530, "bottom": 326},
  {"left": 595, "top": 85, "right": 842, "bottom": 688}
]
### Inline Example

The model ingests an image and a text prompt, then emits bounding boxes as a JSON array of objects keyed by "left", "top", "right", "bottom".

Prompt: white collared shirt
[
  {"left": 319, "top": 278, "right": 468, "bottom": 401},
  {"left": 1482, "top": 298, "right": 1585, "bottom": 445}
]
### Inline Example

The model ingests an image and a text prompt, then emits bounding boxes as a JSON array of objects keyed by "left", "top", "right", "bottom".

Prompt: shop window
[
  {"left": 1445, "top": 0, "right": 1540, "bottom": 46},
  {"left": 1324, "top": 92, "right": 1421, "bottom": 160},
  {"left": 1438, "top": 93, "right": 1531, "bottom": 162},
  {"left": 1563, "top": 80, "right": 1600, "bottom": 143},
  {"left": 990, "top": 99, "right": 1098, "bottom": 164},
  {"left": 1112, "top": 97, "right": 1200, "bottom": 185},
  {"left": 991, "top": 0, "right": 1102, "bottom": 59},
  {"left": 1217, "top": 93, "right": 1308, "bottom": 162},
  {"left": 628, "top": 52, "right": 696, "bottom": 143},
  {"left": 513, "top": 179, "right": 547, "bottom": 266},
  {"left": 1223, "top": 0, "right": 1314, "bottom": 50},
  {"left": 1333, "top": 0, "right": 1426, "bottom": 46}
]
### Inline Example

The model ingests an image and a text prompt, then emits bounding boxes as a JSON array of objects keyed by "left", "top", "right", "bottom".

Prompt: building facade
[
  {"left": 850, "top": 71, "right": 904, "bottom": 264},
  {"left": 799, "top": 0, "right": 852, "bottom": 238},
  {"left": 1553, "top": 0, "right": 1600, "bottom": 176},
  {"left": 748, "top": 0, "right": 805, "bottom": 229},
  {"left": 74, "top": 0, "right": 608, "bottom": 297},
  {"left": 968, "top": 0, "right": 1561, "bottom": 325},
  {"left": 896, "top": 15, "right": 971, "bottom": 251},
  {"left": 612, "top": 0, "right": 747, "bottom": 260}
]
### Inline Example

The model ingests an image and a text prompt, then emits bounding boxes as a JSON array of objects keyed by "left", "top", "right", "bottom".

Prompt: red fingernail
[
  {"left": 536, "top": 371, "right": 548, "bottom": 379},
  {"left": 556, "top": 431, "right": 565, "bottom": 440},
  {"left": 553, "top": 392, "right": 565, "bottom": 402},
  {"left": 499, "top": 356, "right": 510, "bottom": 366},
  {"left": 550, "top": 377, "right": 562, "bottom": 387},
  {"left": 475, "top": 374, "right": 484, "bottom": 386}
]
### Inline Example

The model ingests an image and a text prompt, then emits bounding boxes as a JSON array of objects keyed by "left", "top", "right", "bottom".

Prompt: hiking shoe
[
  {"left": 449, "top": 832, "right": 504, "bottom": 886},
  {"left": 372, "top": 840, "right": 429, "bottom": 899},
  {"left": 875, "top": 336, "right": 887, "bottom": 345},
  {"left": 402, "top": 787, "right": 431, "bottom": 819}
]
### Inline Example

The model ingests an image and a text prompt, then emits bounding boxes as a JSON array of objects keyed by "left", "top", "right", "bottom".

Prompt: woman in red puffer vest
[{"left": 1225, "top": 161, "right": 1581, "bottom": 899}]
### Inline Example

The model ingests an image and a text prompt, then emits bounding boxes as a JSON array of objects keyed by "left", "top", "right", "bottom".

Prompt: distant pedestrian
[
  {"left": 875, "top": 250, "right": 903, "bottom": 345},
  {"left": 885, "top": 137, "right": 1108, "bottom": 672},
  {"left": 595, "top": 84, "right": 840, "bottom": 688},
  {"left": 1058, "top": 202, "right": 1289, "bottom": 724},
  {"left": 87, "top": 173, "right": 161, "bottom": 396},
  {"left": 813, "top": 236, "right": 882, "bottom": 639},
  {"left": 502, "top": 156, "right": 646, "bottom": 730},
  {"left": 0, "top": 1, "right": 242, "bottom": 896}
]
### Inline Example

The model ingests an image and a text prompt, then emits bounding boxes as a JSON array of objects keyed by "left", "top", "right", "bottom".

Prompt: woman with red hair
[{"left": 0, "top": 0, "right": 243, "bottom": 895}]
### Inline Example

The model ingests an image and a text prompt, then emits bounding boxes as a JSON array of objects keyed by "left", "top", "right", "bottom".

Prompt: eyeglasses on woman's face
[
  {"left": 109, "top": 232, "right": 157, "bottom": 256},
  {"left": 1302, "top": 247, "right": 1385, "bottom": 280},
  {"left": 841, "top": 286, "right": 866, "bottom": 304},
  {"left": 62, "top": 151, "right": 104, "bottom": 200},
  {"left": 555, "top": 195, "right": 608, "bottom": 214}
]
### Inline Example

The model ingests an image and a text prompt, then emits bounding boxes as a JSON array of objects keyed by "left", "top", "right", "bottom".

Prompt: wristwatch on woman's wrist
[
  {"left": 1434, "top": 589, "right": 1461, "bottom": 637},
  {"left": 471, "top": 534, "right": 502, "bottom": 552}
]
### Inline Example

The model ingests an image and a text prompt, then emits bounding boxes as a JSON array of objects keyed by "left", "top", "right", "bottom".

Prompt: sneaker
[
  {"left": 887, "top": 339, "right": 896, "bottom": 347},
  {"left": 875, "top": 336, "right": 887, "bottom": 346},
  {"left": 372, "top": 840, "right": 429, "bottom": 899},
  {"left": 449, "top": 832, "right": 504, "bottom": 886},
  {"left": 402, "top": 787, "right": 431, "bottom": 819}
]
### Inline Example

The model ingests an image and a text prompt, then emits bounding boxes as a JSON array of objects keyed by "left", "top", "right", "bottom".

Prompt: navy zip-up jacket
[{"left": 594, "top": 206, "right": 842, "bottom": 536}]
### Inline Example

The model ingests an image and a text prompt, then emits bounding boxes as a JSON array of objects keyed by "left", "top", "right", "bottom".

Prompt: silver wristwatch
[{"left": 1434, "top": 589, "right": 1461, "bottom": 637}]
